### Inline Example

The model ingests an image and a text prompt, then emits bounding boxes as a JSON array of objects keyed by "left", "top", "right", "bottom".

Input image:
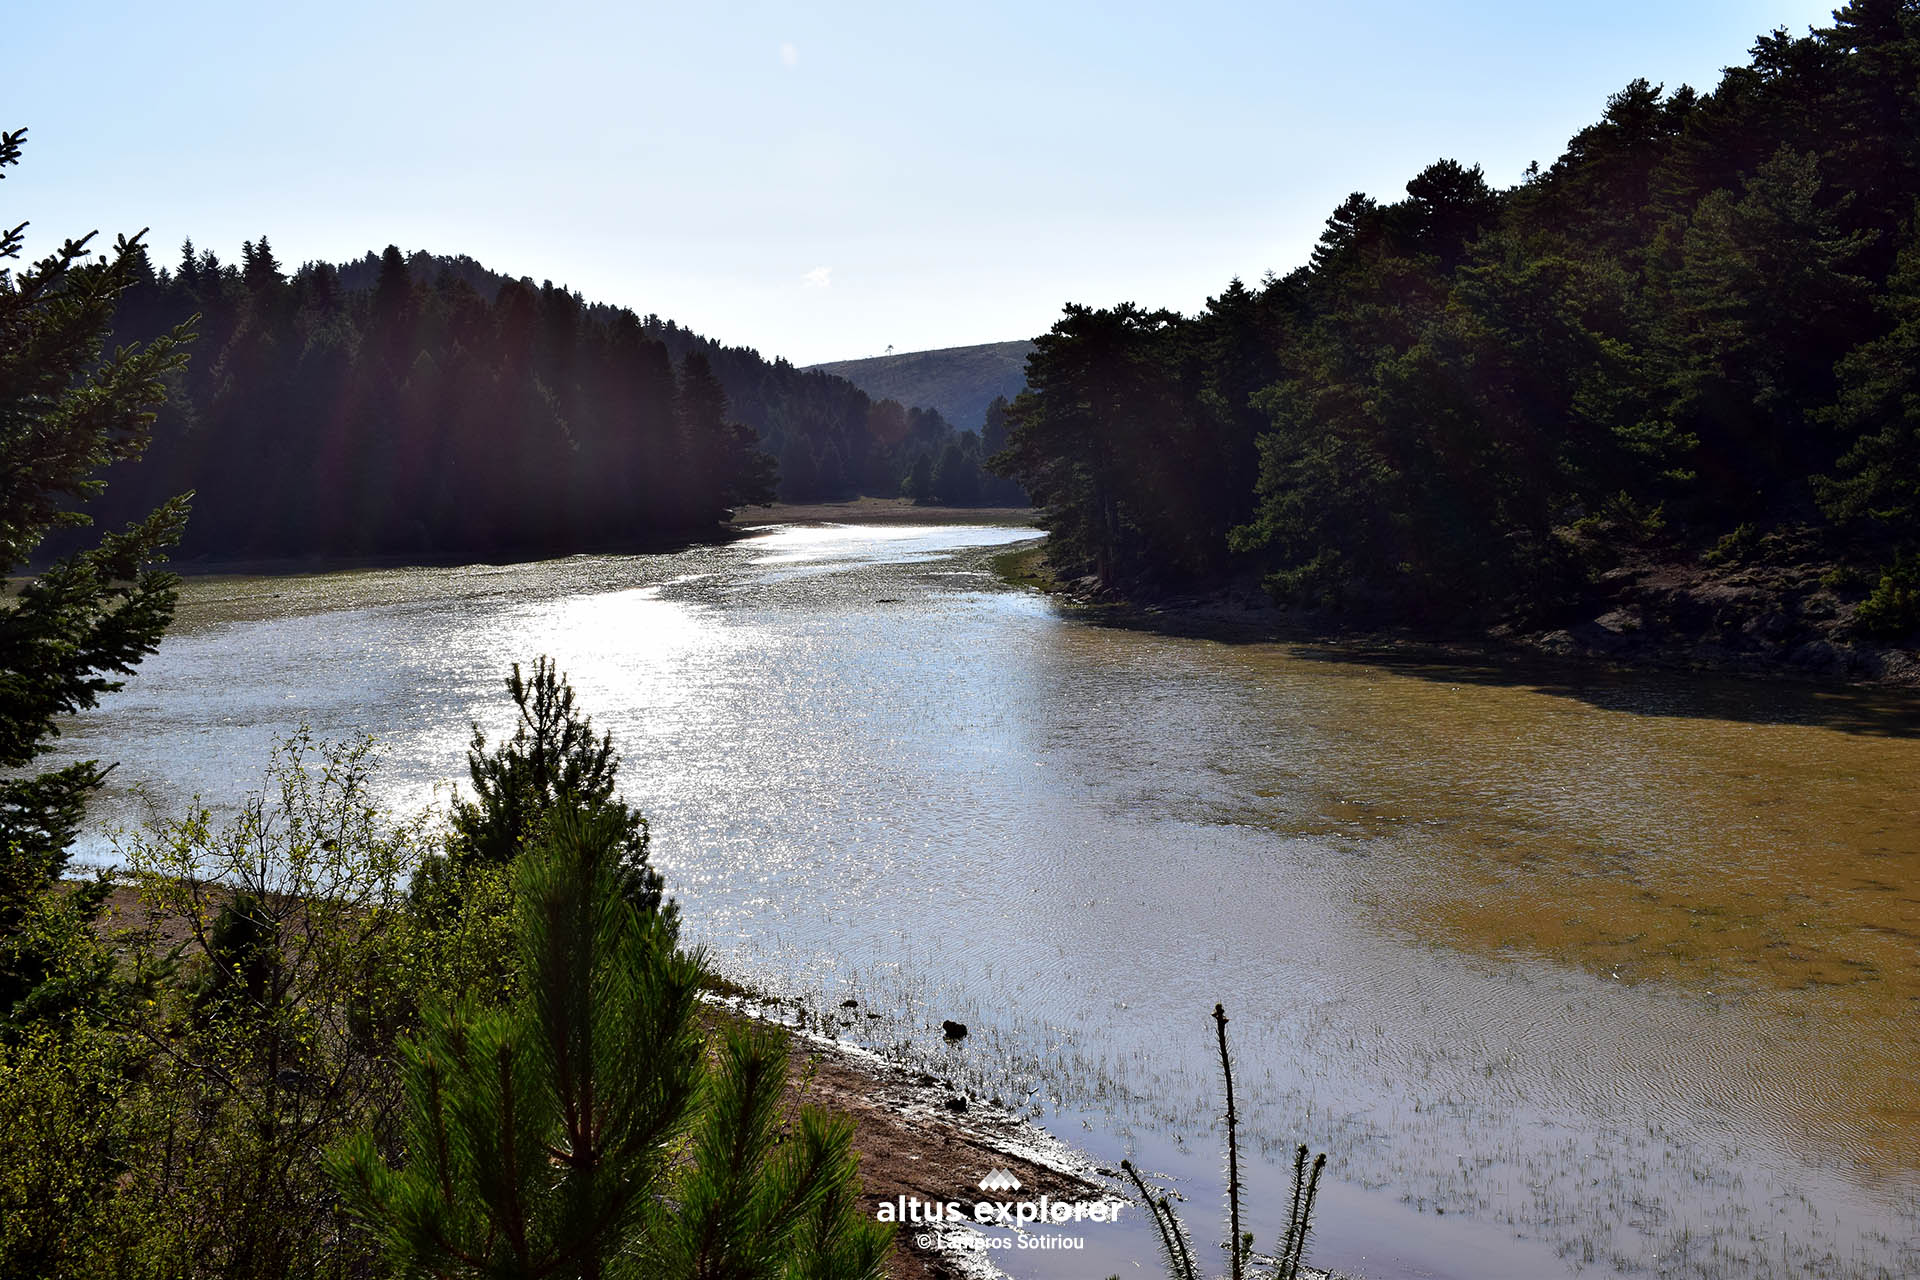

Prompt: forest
[
  {"left": 992, "top": 1, "right": 1920, "bottom": 642},
  {"left": 68, "top": 243, "right": 1004, "bottom": 562}
]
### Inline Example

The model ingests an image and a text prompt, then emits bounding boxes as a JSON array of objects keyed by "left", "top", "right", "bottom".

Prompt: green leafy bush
[
  {"left": 0, "top": 1023, "right": 133, "bottom": 1274},
  {"left": 106, "top": 731, "right": 433, "bottom": 1279}
]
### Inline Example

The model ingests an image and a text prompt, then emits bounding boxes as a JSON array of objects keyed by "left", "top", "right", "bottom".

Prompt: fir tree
[{"left": 0, "top": 126, "right": 194, "bottom": 1024}]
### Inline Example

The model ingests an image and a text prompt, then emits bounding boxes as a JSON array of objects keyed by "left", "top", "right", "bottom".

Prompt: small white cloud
[
  {"left": 780, "top": 42, "right": 799, "bottom": 68},
  {"left": 801, "top": 266, "right": 831, "bottom": 288}
]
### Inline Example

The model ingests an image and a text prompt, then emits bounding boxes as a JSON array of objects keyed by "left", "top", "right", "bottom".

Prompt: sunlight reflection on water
[{"left": 54, "top": 521, "right": 1920, "bottom": 1280}]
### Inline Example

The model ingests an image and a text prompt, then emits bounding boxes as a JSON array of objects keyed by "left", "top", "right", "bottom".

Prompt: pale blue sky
[{"left": 10, "top": 1, "right": 1837, "bottom": 365}]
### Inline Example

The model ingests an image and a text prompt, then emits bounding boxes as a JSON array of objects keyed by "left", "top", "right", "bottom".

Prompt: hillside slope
[
  {"left": 810, "top": 340, "right": 1033, "bottom": 435},
  {"left": 60, "top": 242, "right": 985, "bottom": 559}
]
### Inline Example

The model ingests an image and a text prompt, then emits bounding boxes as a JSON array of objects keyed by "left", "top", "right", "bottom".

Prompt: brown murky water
[
  {"left": 1247, "top": 652, "right": 1920, "bottom": 1165},
  {"left": 58, "top": 525, "right": 1920, "bottom": 1279}
]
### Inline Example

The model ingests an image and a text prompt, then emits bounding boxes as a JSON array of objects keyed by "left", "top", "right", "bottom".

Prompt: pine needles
[
  {"left": 1123, "top": 1004, "right": 1328, "bottom": 1280},
  {"left": 330, "top": 804, "right": 890, "bottom": 1279},
  {"left": 1122, "top": 1158, "right": 1198, "bottom": 1280},
  {"left": 1275, "top": 1144, "right": 1327, "bottom": 1280}
]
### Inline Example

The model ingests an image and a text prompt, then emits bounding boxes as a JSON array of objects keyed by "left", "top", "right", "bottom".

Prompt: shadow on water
[
  {"left": 1067, "top": 598, "right": 1920, "bottom": 737},
  {"left": 1280, "top": 642, "right": 1920, "bottom": 738}
]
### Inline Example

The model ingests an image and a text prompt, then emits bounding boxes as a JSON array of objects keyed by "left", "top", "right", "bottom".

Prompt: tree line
[
  {"left": 72, "top": 242, "right": 1012, "bottom": 563},
  {"left": 80, "top": 242, "right": 772, "bottom": 557},
  {"left": 993, "top": 1, "right": 1920, "bottom": 638}
]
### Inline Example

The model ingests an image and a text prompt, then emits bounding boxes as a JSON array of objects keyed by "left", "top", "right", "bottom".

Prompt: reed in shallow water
[{"left": 1122, "top": 1003, "right": 1327, "bottom": 1280}]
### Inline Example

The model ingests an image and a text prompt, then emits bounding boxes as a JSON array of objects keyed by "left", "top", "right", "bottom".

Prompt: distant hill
[
  {"left": 810, "top": 340, "right": 1034, "bottom": 435},
  {"left": 60, "top": 241, "right": 995, "bottom": 560},
  {"left": 335, "top": 249, "right": 875, "bottom": 453}
]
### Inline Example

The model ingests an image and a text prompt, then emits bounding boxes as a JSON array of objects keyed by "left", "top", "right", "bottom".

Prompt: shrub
[
  {"left": 0, "top": 1023, "right": 133, "bottom": 1275},
  {"left": 109, "top": 730, "right": 433, "bottom": 1279},
  {"left": 1855, "top": 556, "right": 1920, "bottom": 640},
  {"left": 1818, "top": 564, "right": 1871, "bottom": 594},
  {"left": 1701, "top": 522, "right": 1759, "bottom": 567}
]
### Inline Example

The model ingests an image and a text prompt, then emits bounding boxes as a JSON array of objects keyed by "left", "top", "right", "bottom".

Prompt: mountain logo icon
[{"left": 977, "top": 1168, "right": 1022, "bottom": 1193}]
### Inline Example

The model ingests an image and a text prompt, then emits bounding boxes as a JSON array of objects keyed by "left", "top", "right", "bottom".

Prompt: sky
[{"left": 9, "top": 1, "right": 1841, "bottom": 367}]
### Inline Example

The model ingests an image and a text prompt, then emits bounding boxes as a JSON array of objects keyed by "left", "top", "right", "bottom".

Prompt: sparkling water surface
[{"left": 58, "top": 524, "right": 1920, "bottom": 1280}]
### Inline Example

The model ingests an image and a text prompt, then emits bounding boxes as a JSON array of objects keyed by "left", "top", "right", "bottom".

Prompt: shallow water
[{"left": 59, "top": 524, "right": 1920, "bottom": 1279}]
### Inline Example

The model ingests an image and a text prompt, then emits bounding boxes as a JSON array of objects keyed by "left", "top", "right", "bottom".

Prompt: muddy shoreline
[
  {"left": 732, "top": 498, "right": 1038, "bottom": 529},
  {"left": 994, "top": 543, "right": 1920, "bottom": 693},
  {"left": 717, "top": 989, "right": 1350, "bottom": 1280},
  {"left": 718, "top": 993, "right": 1119, "bottom": 1280},
  {"left": 44, "top": 500, "right": 1035, "bottom": 582}
]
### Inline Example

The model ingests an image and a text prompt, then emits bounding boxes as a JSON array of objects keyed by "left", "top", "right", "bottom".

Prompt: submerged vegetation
[
  {"left": 993, "top": 4, "right": 1920, "bottom": 654},
  {"left": 1120, "top": 1006, "right": 1326, "bottom": 1280}
]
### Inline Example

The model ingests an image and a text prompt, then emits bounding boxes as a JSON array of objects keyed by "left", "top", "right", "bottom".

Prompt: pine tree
[
  {"left": 1659, "top": 145, "right": 1875, "bottom": 516},
  {"left": 674, "top": 352, "right": 777, "bottom": 520},
  {"left": 1818, "top": 211, "right": 1920, "bottom": 536},
  {"left": 332, "top": 806, "right": 891, "bottom": 1280},
  {"left": 450, "top": 658, "right": 668, "bottom": 920},
  {"left": 0, "top": 126, "right": 194, "bottom": 1024},
  {"left": 930, "top": 440, "right": 981, "bottom": 505},
  {"left": 900, "top": 452, "right": 932, "bottom": 504}
]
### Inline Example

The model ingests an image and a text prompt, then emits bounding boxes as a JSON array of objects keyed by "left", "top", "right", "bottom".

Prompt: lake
[{"left": 60, "top": 523, "right": 1920, "bottom": 1280}]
